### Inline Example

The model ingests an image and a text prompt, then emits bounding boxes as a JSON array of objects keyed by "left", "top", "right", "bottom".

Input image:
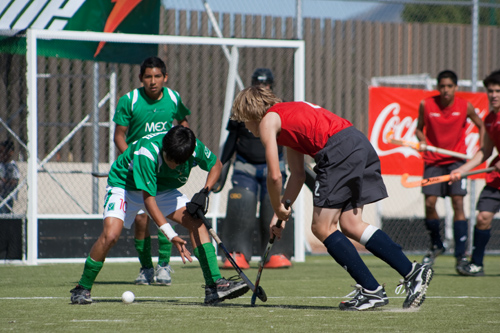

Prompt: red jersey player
[
  {"left": 450, "top": 69, "right": 500, "bottom": 276},
  {"left": 415, "top": 70, "right": 484, "bottom": 271},
  {"left": 230, "top": 86, "right": 433, "bottom": 311}
]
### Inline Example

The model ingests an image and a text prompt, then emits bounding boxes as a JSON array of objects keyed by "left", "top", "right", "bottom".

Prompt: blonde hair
[{"left": 231, "top": 86, "right": 282, "bottom": 122}]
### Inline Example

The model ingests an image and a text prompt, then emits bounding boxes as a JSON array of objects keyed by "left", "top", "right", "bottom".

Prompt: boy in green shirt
[
  {"left": 113, "top": 56, "right": 191, "bottom": 286},
  {"left": 70, "top": 126, "right": 249, "bottom": 305}
]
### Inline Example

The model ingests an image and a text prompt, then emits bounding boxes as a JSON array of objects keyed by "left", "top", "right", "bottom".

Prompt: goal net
[{"left": 5, "top": 29, "right": 305, "bottom": 264}]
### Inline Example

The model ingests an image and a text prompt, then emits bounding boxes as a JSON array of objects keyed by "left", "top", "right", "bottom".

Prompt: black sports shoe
[
  {"left": 204, "top": 276, "right": 250, "bottom": 305},
  {"left": 397, "top": 262, "right": 433, "bottom": 309},
  {"left": 455, "top": 256, "right": 469, "bottom": 274},
  {"left": 457, "top": 262, "right": 484, "bottom": 276},
  {"left": 70, "top": 285, "right": 92, "bottom": 304},
  {"left": 339, "top": 284, "right": 388, "bottom": 311},
  {"left": 421, "top": 245, "right": 445, "bottom": 266}
]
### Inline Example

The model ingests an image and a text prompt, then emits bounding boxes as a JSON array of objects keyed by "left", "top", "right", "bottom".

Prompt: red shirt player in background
[
  {"left": 450, "top": 69, "right": 500, "bottom": 276},
  {"left": 415, "top": 70, "right": 484, "bottom": 271},
  {"left": 231, "top": 86, "right": 434, "bottom": 311}
]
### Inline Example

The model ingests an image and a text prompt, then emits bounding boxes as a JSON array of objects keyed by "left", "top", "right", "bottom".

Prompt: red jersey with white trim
[
  {"left": 484, "top": 110, "right": 500, "bottom": 189},
  {"left": 267, "top": 101, "right": 352, "bottom": 157},
  {"left": 422, "top": 95, "right": 468, "bottom": 166}
]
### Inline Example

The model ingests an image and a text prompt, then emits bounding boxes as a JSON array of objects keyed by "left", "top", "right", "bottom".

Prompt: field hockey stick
[
  {"left": 91, "top": 172, "right": 109, "bottom": 178},
  {"left": 250, "top": 199, "right": 291, "bottom": 306},
  {"left": 385, "top": 131, "right": 471, "bottom": 160},
  {"left": 401, "top": 167, "right": 495, "bottom": 188},
  {"left": 195, "top": 208, "right": 267, "bottom": 302}
]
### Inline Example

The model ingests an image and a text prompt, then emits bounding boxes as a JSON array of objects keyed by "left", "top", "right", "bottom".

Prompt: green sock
[
  {"left": 78, "top": 256, "right": 104, "bottom": 290},
  {"left": 135, "top": 237, "right": 153, "bottom": 269},
  {"left": 157, "top": 231, "right": 172, "bottom": 266},
  {"left": 194, "top": 242, "right": 222, "bottom": 286}
]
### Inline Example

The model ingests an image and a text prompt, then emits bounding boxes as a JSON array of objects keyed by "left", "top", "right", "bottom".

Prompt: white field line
[
  {"left": 71, "top": 320, "right": 126, "bottom": 322},
  {"left": 1, "top": 296, "right": 500, "bottom": 300}
]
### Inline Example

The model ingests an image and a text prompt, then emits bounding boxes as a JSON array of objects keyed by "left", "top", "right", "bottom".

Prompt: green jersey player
[
  {"left": 70, "top": 126, "right": 249, "bottom": 305},
  {"left": 113, "top": 56, "right": 190, "bottom": 286}
]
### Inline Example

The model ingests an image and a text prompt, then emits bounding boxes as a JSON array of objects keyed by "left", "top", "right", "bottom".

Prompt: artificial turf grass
[{"left": 1, "top": 254, "right": 499, "bottom": 332}]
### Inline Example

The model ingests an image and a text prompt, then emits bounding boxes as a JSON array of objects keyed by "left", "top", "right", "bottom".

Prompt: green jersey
[
  {"left": 107, "top": 131, "right": 217, "bottom": 196},
  {"left": 113, "top": 87, "right": 191, "bottom": 143}
]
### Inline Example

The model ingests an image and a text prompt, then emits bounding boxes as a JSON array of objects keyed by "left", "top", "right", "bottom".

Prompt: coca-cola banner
[{"left": 368, "top": 86, "right": 489, "bottom": 176}]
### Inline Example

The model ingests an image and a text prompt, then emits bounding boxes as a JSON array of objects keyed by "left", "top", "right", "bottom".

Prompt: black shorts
[
  {"left": 313, "top": 126, "right": 388, "bottom": 211},
  {"left": 476, "top": 185, "right": 500, "bottom": 213},
  {"left": 422, "top": 161, "right": 467, "bottom": 197}
]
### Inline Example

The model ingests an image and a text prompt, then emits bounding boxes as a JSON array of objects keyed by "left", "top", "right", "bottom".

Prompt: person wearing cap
[{"left": 214, "top": 68, "right": 294, "bottom": 269}]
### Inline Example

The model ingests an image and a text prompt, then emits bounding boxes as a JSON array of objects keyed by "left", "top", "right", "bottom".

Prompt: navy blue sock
[
  {"left": 471, "top": 228, "right": 491, "bottom": 266},
  {"left": 453, "top": 220, "right": 468, "bottom": 258},
  {"left": 364, "top": 230, "right": 413, "bottom": 277},
  {"left": 323, "top": 231, "right": 379, "bottom": 290},
  {"left": 425, "top": 219, "right": 443, "bottom": 248}
]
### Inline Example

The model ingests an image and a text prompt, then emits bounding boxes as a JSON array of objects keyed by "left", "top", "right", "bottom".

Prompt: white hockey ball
[{"left": 121, "top": 291, "right": 135, "bottom": 304}]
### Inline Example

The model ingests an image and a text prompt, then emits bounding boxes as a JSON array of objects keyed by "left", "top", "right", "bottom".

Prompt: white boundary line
[{"left": 2, "top": 296, "right": 500, "bottom": 300}]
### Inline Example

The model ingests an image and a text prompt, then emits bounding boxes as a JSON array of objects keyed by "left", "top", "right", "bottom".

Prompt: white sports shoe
[
  {"left": 339, "top": 284, "right": 388, "bottom": 311},
  {"left": 397, "top": 262, "right": 434, "bottom": 309},
  {"left": 155, "top": 264, "right": 173, "bottom": 285},
  {"left": 135, "top": 267, "right": 154, "bottom": 285}
]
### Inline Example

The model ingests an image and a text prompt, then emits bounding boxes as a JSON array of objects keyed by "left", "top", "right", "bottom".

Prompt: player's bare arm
[
  {"left": 178, "top": 118, "right": 189, "bottom": 127},
  {"left": 450, "top": 135, "right": 494, "bottom": 182},
  {"left": 269, "top": 148, "right": 304, "bottom": 239},
  {"left": 283, "top": 148, "right": 306, "bottom": 206},
  {"left": 415, "top": 100, "right": 427, "bottom": 151},
  {"left": 114, "top": 125, "right": 129, "bottom": 154},
  {"left": 259, "top": 113, "right": 289, "bottom": 221},
  {"left": 466, "top": 102, "right": 485, "bottom": 146},
  {"left": 204, "top": 158, "right": 223, "bottom": 191},
  {"left": 142, "top": 192, "right": 192, "bottom": 263}
]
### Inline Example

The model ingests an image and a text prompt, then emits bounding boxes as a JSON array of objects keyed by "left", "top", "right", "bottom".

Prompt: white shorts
[{"left": 102, "top": 185, "right": 189, "bottom": 229}]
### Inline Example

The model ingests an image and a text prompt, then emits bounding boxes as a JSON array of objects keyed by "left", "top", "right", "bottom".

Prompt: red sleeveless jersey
[
  {"left": 484, "top": 110, "right": 500, "bottom": 189},
  {"left": 422, "top": 95, "right": 468, "bottom": 166},
  {"left": 267, "top": 101, "right": 352, "bottom": 157}
]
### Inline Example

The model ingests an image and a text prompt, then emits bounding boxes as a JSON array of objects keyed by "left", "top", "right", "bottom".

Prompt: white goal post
[{"left": 25, "top": 29, "right": 306, "bottom": 265}]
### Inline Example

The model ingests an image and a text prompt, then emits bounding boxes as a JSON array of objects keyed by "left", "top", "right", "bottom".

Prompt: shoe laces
[
  {"left": 158, "top": 264, "right": 174, "bottom": 274},
  {"left": 395, "top": 279, "right": 407, "bottom": 295},
  {"left": 202, "top": 275, "right": 241, "bottom": 289},
  {"left": 223, "top": 275, "right": 242, "bottom": 283},
  {"left": 468, "top": 263, "right": 482, "bottom": 272},
  {"left": 344, "top": 284, "right": 363, "bottom": 298}
]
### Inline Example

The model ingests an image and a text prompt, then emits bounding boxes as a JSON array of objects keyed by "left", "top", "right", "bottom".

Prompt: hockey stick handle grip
[
  {"left": 269, "top": 199, "right": 292, "bottom": 244},
  {"left": 196, "top": 208, "right": 222, "bottom": 244},
  {"left": 426, "top": 146, "right": 470, "bottom": 160},
  {"left": 461, "top": 166, "right": 495, "bottom": 178}
]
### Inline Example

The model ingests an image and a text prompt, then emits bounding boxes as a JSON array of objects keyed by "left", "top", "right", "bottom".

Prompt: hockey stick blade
[
  {"left": 385, "top": 130, "right": 420, "bottom": 150},
  {"left": 251, "top": 199, "right": 291, "bottom": 306},
  {"left": 195, "top": 208, "right": 266, "bottom": 302},
  {"left": 401, "top": 167, "right": 495, "bottom": 188}
]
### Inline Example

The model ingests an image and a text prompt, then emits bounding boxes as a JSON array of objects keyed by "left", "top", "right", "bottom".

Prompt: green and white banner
[{"left": 0, "top": 0, "right": 161, "bottom": 64}]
